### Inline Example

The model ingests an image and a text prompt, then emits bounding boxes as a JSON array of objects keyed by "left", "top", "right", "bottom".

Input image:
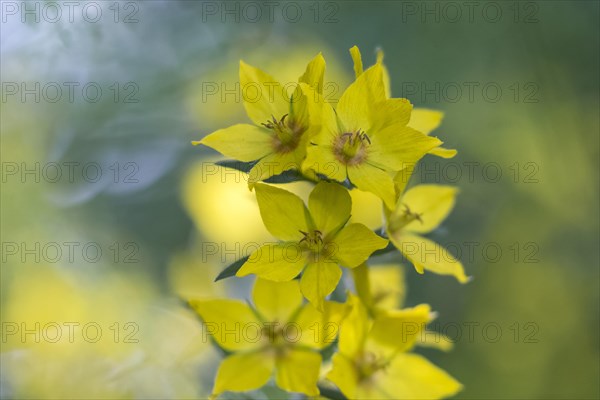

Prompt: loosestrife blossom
[
  {"left": 350, "top": 46, "right": 458, "bottom": 159},
  {"left": 326, "top": 294, "right": 462, "bottom": 399},
  {"left": 190, "top": 46, "right": 468, "bottom": 400},
  {"left": 237, "top": 182, "right": 388, "bottom": 311},
  {"left": 387, "top": 176, "right": 470, "bottom": 283},
  {"left": 194, "top": 54, "right": 325, "bottom": 184},
  {"left": 302, "top": 61, "right": 441, "bottom": 209},
  {"left": 189, "top": 278, "right": 347, "bottom": 397}
]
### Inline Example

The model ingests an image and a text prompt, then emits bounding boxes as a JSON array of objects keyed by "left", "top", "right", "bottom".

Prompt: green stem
[{"left": 352, "top": 262, "right": 372, "bottom": 311}]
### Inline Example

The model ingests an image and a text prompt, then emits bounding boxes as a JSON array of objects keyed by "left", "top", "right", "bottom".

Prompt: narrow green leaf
[
  {"left": 215, "top": 159, "right": 255, "bottom": 173},
  {"left": 318, "top": 385, "right": 348, "bottom": 400},
  {"left": 215, "top": 256, "right": 249, "bottom": 281}
]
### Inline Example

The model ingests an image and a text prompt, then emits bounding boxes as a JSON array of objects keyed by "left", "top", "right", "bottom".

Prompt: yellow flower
[
  {"left": 350, "top": 46, "right": 457, "bottom": 159},
  {"left": 326, "top": 294, "right": 462, "bottom": 399},
  {"left": 189, "top": 278, "right": 348, "bottom": 397},
  {"left": 387, "top": 180, "right": 470, "bottom": 283},
  {"left": 193, "top": 53, "right": 326, "bottom": 184},
  {"left": 236, "top": 182, "right": 388, "bottom": 311},
  {"left": 368, "top": 264, "right": 454, "bottom": 351},
  {"left": 302, "top": 52, "right": 441, "bottom": 209}
]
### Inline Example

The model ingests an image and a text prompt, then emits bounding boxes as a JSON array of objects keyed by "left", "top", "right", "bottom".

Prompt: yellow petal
[
  {"left": 240, "top": 60, "right": 289, "bottom": 126},
  {"left": 326, "top": 353, "right": 359, "bottom": 399},
  {"left": 293, "top": 300, "right": 349, "bottom": 350},
  {"left": 289, "top": 84, "right": 310, "bottom": 129},
  {"left": 376, "top": 48, "right": 392, "bottom": 98},
  {"left": 332, "top": 223, "right": 388, "bottom": 268},
  {"left": 349, "top": 188, "right": 385, "bottom": 230},
  {"left": 237, "top": 243, "right": 307, "bottom": 282},
  {"left": 253, "top": 183, "right": 312, "bottom": 241},
  {"left": 349, "top": 46, "right": 363, "bottom": 78},
  {"left": 395, "top": 185, "right": 458, "bottom": 234},
  {"left": 297, "top": 82, "right": 324, "bottom": 134},
  {"left": 303, "top": 143, "right": 347, "bottom": 183},
  {"left": 188, "top": 299, "right": 260, "bottom": 351},
  {"left": 275, "top": 349, "right": 321, "bottom": 396},
  {"left": 368, "top": 304, "right": 431, "bottom": 353},
  {"left": 300, "top": 260, "right": 342, "bottom": 312},
  {"left": 306, "top": 102, "right": 339, "bottom": 146},
  {"left": 416, "top": 330, "right": 454, "bottom": 352},
  {"left": 429, "top": 146, "right": 458, "bottom": 159},
  {"left": 392, "top": 167, "right": 413, "bottom": 201},
  {"left": 301, "top": 103, "right": 348, "bottom": 180},
  {"left": 213, "top": 351, "right": 275, "bottom": 395},
  {"left": 347, "top": 163, "right": 396, "bottom": 209},
  {"left": 369, "top": 124, "right": 442, "bottom": 171},
  {"left": 299, "top": 53, "right": 326, "bottom": 94},
  {"left": 252, "top": 278, "right": 303, "bottom": 322},
  {"left": 391, "top": 234, "right": 470, "bottom": 283},
  {"left": 377, "top": 353, "right": 462, "bottom": 399},
  {"left": 372, "top": 98, "right": 413, "bottom": 130},
  {"left": 308, "top": 182, "right": 351, "bottom": 238},
  {"left": 369, "top": 264, "right": 406, "bottom": 311},
  {"left": 408, "top": 108, "right": 444, "bottom": 135},
  {"left": 337, "top": 64, "right": 385, "bottom": 132},
  {"left": 407, "top": 109, "right": 457, "bottom": 159},
  {"left": 195, "top": 124, "right": 272, "bottom": 162},
  {"left": 337, "top": 294, "right": 370, "bottom": 357}
]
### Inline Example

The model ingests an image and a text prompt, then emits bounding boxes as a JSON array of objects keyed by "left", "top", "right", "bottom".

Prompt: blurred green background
[{"left": 1, "top": 1, "right": 598, "bottom": 399}]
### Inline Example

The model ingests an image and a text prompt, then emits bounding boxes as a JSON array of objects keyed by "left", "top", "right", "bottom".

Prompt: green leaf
[
  {"left": 215, "top": 256, "right": 249, "bottom": 281},
  {"left": 215, "top": 159, "right": 255, "bottom": 173},
  {"left": 263, "top": 169, "right": 306, "bottom": 184},
  {"left": 318, "top": 385, "right": 348, "bottom": 400},
  {"left": 215, "top": 159, "right": 309, "bottom": 184}
]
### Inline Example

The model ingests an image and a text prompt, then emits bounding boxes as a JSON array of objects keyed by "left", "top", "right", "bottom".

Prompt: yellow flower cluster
[{"left": 191, "top": 46, "right": 469, "bottom": 399}]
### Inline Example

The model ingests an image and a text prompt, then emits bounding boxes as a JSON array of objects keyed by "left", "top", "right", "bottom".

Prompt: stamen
[
  {"left": 403, "top": 204, "right": 423, "bottom": 224},
  {"left": 334, "top": 128, "right": 370, "bottom": 165},
  {"left": 262, "top": 113, "right": 302, "bottom": 152},
  {"left": 298, "top": 230, "right": 324, "bottom": 247}
]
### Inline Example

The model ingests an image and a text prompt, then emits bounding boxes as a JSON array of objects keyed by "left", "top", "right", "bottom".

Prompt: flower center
[
  {"left": 355, "top": 351, "right": 389, "bottom": 382},
  {"left": 298, "top": 230, "right": 336, "bottom": 263},
  {"left": 262, "top": 114, "right": 304, "bottom": 153},
  {"left": 299, "top": 229, "right": 324, "bottom": 251},
  {"left": 261, "top": 322, "right": 285, "bottom": 344},
  {"left": 333, "top": 129, "right": 370, "bottom": 165},
  {"left": 389, "top": 204, "right": 423, "bottom": 232},
  {"left": 260, "top": 321, "right": 296, "bottom": 358}
]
